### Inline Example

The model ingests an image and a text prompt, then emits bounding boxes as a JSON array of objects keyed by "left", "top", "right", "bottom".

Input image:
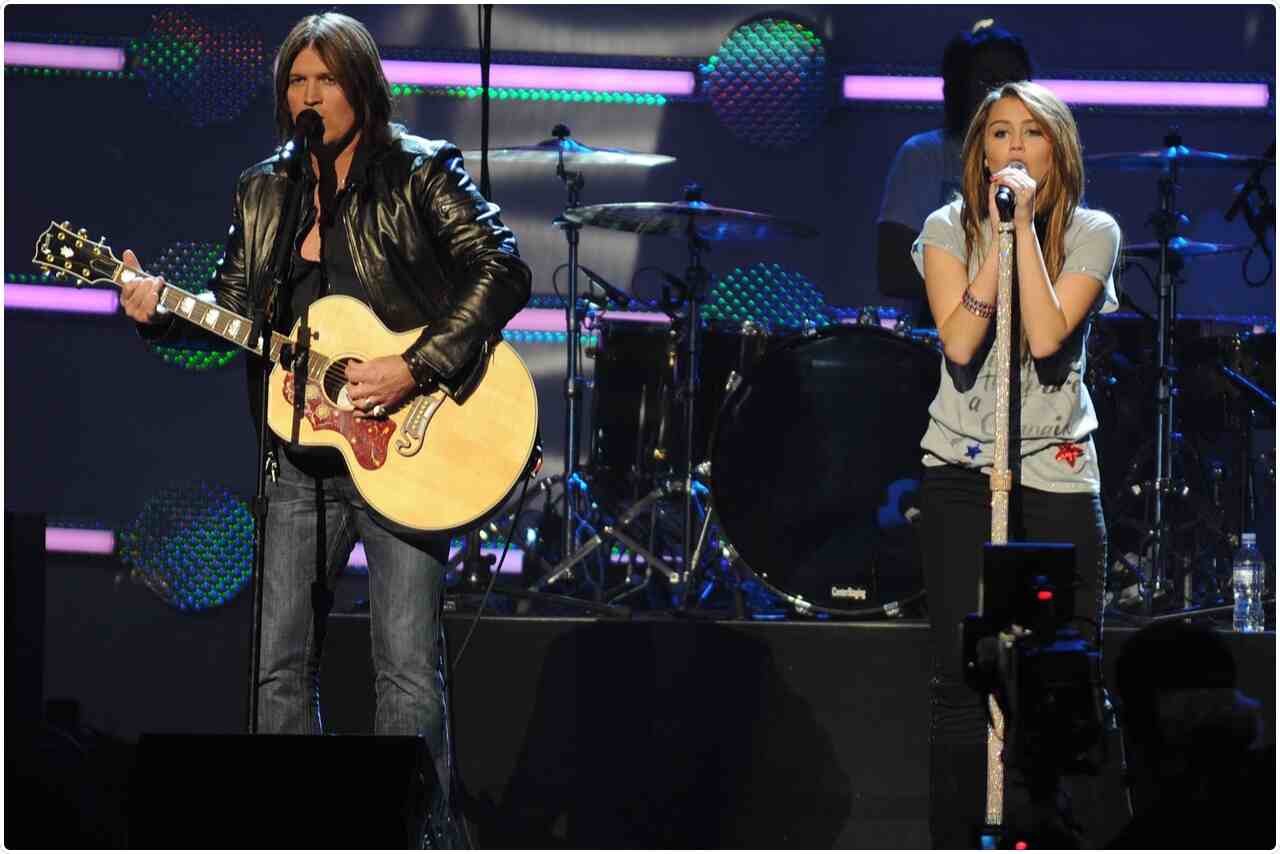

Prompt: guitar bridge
[{"left": 395, "top": 393, "right": 444, "bottom": 457}]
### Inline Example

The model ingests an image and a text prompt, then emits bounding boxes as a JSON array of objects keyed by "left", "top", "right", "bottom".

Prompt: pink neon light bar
[
  {"left": 382, "top": 60, "right": 694, "bottom": 95},
  {"left": 1039, "top": 78, "right": 1271, "bottom": 108},
  {"left": 511, "top": 307, "right": 570, "bottom": 332},
  {"left": 843, "top": 75, "right": 1271, "bottom": 109},
  {"left": 5, "top": 283, "right": 119, "bottom": 314},
  {"left": 46, "top": 527, "right": 116, "bottom": 555},
  {"left": 5, "top": 41, "right": 126, "bottom": 71},
  {"left": 510, "top": 307, "right": 670, "bottom": 332},
  {"left": 843, "top": 75, "right": 943, "bottom": 102}
]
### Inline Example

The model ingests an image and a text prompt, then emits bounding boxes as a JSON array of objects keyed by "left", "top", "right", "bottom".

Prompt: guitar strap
[{"left": 313, "top": 124, "right": 360, "bottom": 231}]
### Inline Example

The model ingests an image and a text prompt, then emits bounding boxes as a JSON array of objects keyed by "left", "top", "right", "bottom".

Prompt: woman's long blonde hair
[{"left": 958, "top": 81, "right": 1085, "bottom": 282}]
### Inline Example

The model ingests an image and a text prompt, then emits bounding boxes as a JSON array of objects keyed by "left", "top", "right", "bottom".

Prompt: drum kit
[
  {"left": 463, "top": 125, "right": 939, "bottom": 618},
  {"left": 461, "top": 125, "right": 1274, "bottom": 621},
  {"left": 1084, "top": 131, "right": 1275, "bottom": 617}
]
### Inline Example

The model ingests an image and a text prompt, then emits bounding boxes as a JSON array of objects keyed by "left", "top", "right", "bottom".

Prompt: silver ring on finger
[{"left": 371, "top": 404, "right": 387, "bottom": 418}]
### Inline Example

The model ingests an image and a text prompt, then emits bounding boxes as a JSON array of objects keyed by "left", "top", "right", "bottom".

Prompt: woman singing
[{"left": 911, "top": 80, "right": 1121, "bottom": 847}]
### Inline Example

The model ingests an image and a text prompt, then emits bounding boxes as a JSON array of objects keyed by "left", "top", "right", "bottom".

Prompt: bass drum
[{"left": 709, "top": 324, "right": 940, "bottom": 616}]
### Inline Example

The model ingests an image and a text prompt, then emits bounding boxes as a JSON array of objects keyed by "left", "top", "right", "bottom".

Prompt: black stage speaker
[
  {"left": 5, "top": 511, "right": 46, "bottom": 732},
  {"left": 128, "top": 734, "right": 431, "bottom": 849}
]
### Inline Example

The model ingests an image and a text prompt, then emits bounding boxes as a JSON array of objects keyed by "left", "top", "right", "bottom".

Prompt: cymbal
[
  {"left": 461, "top": 136, "right": 675, "bottom": 168},
  {"left": 1122, "top": 236, "right": 1252, "bottom": 259},
  {"left": 563, "top": 201, "right": 819, "bottom": 241},
  {"left": 1086, "top": 146, "right": 1273, "bottom": 171}
]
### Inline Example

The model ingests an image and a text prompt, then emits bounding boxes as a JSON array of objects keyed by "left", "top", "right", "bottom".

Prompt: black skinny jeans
[{"left": 919, "top": 463, "right": 1107, "bottom": 846}]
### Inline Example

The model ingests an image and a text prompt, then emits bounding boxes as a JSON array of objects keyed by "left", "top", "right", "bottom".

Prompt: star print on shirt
[
  {"left": 965, "top": 444, "right": 982, "bottom": 460},
  {"left": 1055, "top": 442, "right": 1086, "bottom": 467}
]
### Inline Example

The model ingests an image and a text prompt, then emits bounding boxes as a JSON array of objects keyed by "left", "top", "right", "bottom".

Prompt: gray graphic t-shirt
[{"left": 911, "top": 199, "right": 1121, "bottom": 494}]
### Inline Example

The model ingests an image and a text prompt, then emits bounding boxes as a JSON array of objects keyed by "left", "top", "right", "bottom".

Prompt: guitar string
[{"left": 76, "top": 251, "right": 362, "bottom": 392}]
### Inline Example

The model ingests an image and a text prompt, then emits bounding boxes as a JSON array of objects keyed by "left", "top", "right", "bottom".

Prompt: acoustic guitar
[{"left": 34, "top": 220, "right": 540, "bottom": 532}]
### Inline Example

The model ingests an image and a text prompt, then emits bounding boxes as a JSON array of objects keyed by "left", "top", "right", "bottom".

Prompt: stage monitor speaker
[
  {"left": 129, "top": 734, "right": 431, "bottom": 849},
  {"left": 5, "top": 511, "right": 46, "bottom": 732}
]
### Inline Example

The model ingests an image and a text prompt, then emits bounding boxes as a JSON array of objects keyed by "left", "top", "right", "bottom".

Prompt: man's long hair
[
  {"left": 958, "top": 81, "right": 1085, "bottom": 286},
  {"left": 273, "top": 13, "right": 394, "bottom": 149}
]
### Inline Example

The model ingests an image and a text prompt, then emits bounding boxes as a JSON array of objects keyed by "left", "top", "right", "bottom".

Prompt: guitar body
[{"left": 265, "top": 295, "right": 538, "bottom": 532}]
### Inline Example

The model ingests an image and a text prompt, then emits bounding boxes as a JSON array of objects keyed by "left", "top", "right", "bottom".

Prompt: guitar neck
[
  {"left": 33, "top": 221, "right": 331, "bottom": 379},
  {"left": 154, "top": 283, "right": 334, "bottom": 378}
]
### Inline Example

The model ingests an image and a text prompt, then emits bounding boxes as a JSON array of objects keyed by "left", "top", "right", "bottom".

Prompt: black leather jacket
[{"left": 150, "top": 126, "right": 531, "bottom": 398}]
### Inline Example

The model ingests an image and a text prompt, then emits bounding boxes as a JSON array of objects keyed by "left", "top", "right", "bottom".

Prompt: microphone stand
[
  {"left": 981, "top": 200, "right": 1017, "bottom": 837},
  {"left": 245, "top": 141, "right": 310, "bottom": 734}
]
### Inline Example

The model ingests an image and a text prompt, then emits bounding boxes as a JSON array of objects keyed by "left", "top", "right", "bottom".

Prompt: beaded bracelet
[{"left": 961, "top": 286, "right": 996, "bottom": 319}]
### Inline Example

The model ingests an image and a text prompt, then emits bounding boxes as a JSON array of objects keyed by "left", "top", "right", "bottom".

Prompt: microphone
[
  {"left": 578, "top": 265, "right": 630, "bottom": 307},
  {"left": 995, "top": 160, "right": 1026, "bottom": 222},
  {"left": 1226, "top": 142, "right": 1274, "bottom": 222},
  {"left": 282, "top": 109, "right": 324, "bottom": 160}
]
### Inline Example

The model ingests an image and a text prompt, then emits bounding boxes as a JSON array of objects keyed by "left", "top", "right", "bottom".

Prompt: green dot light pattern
[
  {"left": 118, "top": 481, "right": 255, "bottom": 613},
  {"left": 5, "top": 66, "right": 134, "bottom": 81},
  {"left": 701, "top": 18, "right": 828, "bottom": 149},
  {"left": 135, "top": 10, "right": 268, "bottom": 127},
  {"left": 703, "top": 262, "right": 830, "bottom": 331},
  {"left": 501, "top": 330, "right": 599, "bottom": 347},
  {"left": 143, "top": 241, "right": 240, "bottom": 372}
]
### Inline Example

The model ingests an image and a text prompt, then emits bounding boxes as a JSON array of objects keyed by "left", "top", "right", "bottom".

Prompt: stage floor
[
  {"left": 34, "top": 554, "right": 1277, "bottom": 848},
  {"left": 321, "top": 615, "right": 1273, "bottom": 849}
]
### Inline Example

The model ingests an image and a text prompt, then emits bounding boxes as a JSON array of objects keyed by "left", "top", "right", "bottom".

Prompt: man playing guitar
[{"left": 118, "top": 12, "right": 532, "bottom": 846}]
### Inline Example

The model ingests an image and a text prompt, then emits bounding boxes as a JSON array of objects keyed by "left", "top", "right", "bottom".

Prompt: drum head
[{"left": 710, "top": 326, "right": 940, "bottom": 615}]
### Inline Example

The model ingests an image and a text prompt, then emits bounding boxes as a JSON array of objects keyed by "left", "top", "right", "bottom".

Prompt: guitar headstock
[{"left": 33, "top": 221, "right": 124, "bottom": 287}]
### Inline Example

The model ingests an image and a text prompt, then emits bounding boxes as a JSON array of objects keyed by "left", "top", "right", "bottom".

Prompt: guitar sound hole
[{"left": 325, "top": 357, "right": 359, "bottom": 406}]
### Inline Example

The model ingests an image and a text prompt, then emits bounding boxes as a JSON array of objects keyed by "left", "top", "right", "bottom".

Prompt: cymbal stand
[
  {"left": 531, "top": 186, "right": 725, "bottom": 608},
  {"left": 549, "top": 124, "right": 594, "bottom": 580},
  {"left": 1140, "top": 130, "right": 1190, "bottom": 613},
  {"left": 674, "top": 187, "right": 714, "bottom": 608}
]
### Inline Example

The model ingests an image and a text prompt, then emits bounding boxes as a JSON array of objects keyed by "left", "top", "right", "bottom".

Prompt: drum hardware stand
[
  {"left": 511, "top": 472, "right": 610, "bottom": 599},
  {"left": 532, "top": 478, "right": 686, "bottom": 593},
  {"left": 549, "top": 124, "right": 593, "bottom": 570},
  {"left": 671, "top": 183, "right": 715, "bottom": 609},
  {"left": 532, "top": 184, "right": 735, "bottom": 612},
  {"left": 684, "top": 476, "right": 748, "bottom": 619},
  {"left": 1139, "top": 131, "right": 1191, "bottom": 615},
  {"left": 545, "top": 128, "right": 672, "bottom": 601}
]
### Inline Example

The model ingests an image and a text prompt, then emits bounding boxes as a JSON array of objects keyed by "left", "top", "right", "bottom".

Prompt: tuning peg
[{"left": 77, "top": 228, "right": 88, "bottom": 238}]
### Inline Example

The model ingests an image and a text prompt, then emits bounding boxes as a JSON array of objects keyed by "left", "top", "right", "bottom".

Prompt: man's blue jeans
[{"left": 255, "top": 447, "right": 451, "bottom": 797}]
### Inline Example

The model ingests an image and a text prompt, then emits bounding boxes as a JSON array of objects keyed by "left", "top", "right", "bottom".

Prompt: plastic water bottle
[{"left": 1232, "top": 532, "right": 1266, "bottom": 633}]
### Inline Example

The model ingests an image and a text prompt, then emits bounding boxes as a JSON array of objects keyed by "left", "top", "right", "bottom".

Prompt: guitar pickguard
[{"left": 281, "top": 373, "right": 395, "bottom": 470}]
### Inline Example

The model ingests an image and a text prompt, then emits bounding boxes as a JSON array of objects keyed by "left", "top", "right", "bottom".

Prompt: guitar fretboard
[
  {"left": 156, "top": 285, "right": 334, "bottom": 384},
  {"left": 31, "top": 221, "right": 335, "bottom": 386}
]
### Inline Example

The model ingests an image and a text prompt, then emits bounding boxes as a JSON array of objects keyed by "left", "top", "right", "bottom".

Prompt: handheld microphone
[
  {"left": 282, "top": 109, "right": 324, "bottom": 160},
  {"left": 995, "top": 160, "right": 1026, "bottom": 222},
  {"left": 578, "top": 265, "right": 631, "bottom": 307}
]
